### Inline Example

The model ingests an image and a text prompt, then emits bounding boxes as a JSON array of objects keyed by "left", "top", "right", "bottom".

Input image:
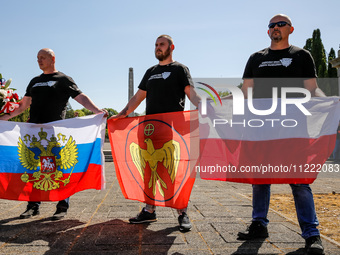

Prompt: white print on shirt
[
  {"left": 179, "top": 98, "right": 185, "bottom": 109},
  {"left": 148, "top": 72, "right": 171, "bottom": 81},
  {"left": 258, "top": 58, "right": 293, "bottom": 68},
  {"left": 32, "top": 81, "right": 57, "bottom": 88}
]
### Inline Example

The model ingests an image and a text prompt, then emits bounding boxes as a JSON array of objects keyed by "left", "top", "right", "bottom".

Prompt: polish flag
[{"left": 199, "top": 97, "right": 340, "bottom": 184}]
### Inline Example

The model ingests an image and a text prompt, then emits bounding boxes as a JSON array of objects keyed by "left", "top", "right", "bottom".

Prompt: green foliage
[
  {"left": 104, "top": 108, "right": 118, "bottom": 118},
  {"left": 218, "top": 90, "right": 230, "bottom": 97},
  {"left": 64, "top": 106, "right": 119, "bottom": 140},
  {"left": 65, "top": 103, "right": 74, "bottom": 119},
  {"left": 9, "top": 107, "right": 30, "bottom": 122},
  {"left": 328, "top": 48, "right": 338, "bottom": 78},
  {"left": 217, "top": 82, "right": 243, "bottom": 97},
  {"left": 311, "top": 29, "right": 327, "bottom": 77},
  {"left": 74, "top": 110, "right": 85, "bottom": 117},
  {"left": 304, "top": 29, "right": 338, "bottom": 96},
  {"left": 304, "top": 38, "right": 313, "bottom": 53},
  {"left": 80, "top": 108, "right": 94, "bottom": 116}
]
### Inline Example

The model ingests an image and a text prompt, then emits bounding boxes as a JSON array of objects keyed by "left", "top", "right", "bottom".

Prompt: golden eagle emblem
[
  {"left": 18, "top": 128, "right": 78, "bottom": 191},
  {"left": 129, "top": 135, "right": 180, "bottom": 197}
]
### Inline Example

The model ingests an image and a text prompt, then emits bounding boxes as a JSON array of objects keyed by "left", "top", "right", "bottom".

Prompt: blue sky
[{"left": 1, "top": 0, "right": 339, "bottom": 114}]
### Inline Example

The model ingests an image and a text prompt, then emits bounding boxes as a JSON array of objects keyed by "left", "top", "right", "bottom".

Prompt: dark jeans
[{"left": 252, "top": 184, "right": 319, "bottom": 239}]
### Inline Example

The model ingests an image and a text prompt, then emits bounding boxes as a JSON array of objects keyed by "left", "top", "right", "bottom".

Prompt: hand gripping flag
[
  {"left": 108, "top": 110, "right": 199, "bottom": 209},
  {"left": 199, "top": 97, "right": 340, "bottom": 184},
  {"left": 0, "top": 114, "right": 106, "bottom": 201}
]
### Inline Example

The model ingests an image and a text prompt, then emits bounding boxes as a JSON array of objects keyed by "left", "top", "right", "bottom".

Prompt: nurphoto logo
[{"left": 199, "top": 83, "right": 311, "bottom": 117}]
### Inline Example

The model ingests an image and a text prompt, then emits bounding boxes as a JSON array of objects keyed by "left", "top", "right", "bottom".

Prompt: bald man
[
  {"left": 237, "top": 14, "right": 325, "bottom": 255},
  {"left": 1, "top": 48, "right": 107, "bottom": 220}
]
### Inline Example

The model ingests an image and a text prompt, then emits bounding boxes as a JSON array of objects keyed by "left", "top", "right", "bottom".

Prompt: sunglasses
[{"left": 268, "top": 21, "right": 291, "bottom": 29}]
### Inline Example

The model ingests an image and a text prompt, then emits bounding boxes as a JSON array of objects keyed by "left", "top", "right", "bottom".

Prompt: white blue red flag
[
  {"left": 0, "top": 114, "right": 106, "bottom": 201},
  {"left": 199, "top": 97, "right": 340, "bottom": 184}
]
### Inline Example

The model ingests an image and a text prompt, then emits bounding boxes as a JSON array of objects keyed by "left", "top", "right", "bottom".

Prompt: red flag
[
  {"left": 108, "top": 110, "right": 199, "bottom": 209},
  {"left": 199, "top": 97, "right": 340, "bottom": 184}
]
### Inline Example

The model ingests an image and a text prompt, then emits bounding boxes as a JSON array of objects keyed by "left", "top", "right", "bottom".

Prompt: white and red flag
[{"left": 199, "top": 97, "right": 340, "bottom": 184}]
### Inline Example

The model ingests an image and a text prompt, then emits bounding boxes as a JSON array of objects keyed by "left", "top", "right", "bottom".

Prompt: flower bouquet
[{"left": 0, "top": 73, "right": 20, "bottom": 115}]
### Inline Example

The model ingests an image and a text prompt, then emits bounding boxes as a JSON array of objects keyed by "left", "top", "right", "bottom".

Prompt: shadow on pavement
[
  {"left": 232, "top": 238, "right": 266, "bottom": 255},
  {"left": 0, "top": 217, "right": 179, "bottom": 254},
  {"left": 285, "top": 248, "right": 306, "bottom": 254}
]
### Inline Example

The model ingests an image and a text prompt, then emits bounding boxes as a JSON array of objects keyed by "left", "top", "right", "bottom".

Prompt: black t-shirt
[
  {"left": 138, "top": 61, "right": 194, "bottom": 115},
  {"left": 25, "top": 71, "right": 82, "bottom": 123},
  {"left": 242, "top": 45, "right": 317, "bottom": 98}
]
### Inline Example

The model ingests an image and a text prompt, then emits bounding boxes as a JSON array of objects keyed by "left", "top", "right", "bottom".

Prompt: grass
[{"left": 270, "top": 193, "right": 340, "bottom": 243}]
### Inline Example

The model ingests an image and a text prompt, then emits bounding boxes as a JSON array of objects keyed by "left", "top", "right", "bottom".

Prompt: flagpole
[{"left": 128, "top": 67, "right": 134, "bottom": 117}]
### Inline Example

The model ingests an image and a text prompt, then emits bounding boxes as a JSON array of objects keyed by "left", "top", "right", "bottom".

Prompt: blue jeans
[
  {"left": 252, "top": 184, "right": 319, "bottom": 239},
  {"left": 27, "top": 197, "right": 70, "bottom": 210},
  {"left": 332, "top": 138, "right": 340, "bottom": 160}
]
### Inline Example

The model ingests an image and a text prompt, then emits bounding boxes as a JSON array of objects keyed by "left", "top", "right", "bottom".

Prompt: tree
[
  {"left": 328, "top": 48, "right": 338, "bottom": 78},
  {"left": 81, "top": 108, "right": 94, "bottom": 116},
  {"left": 304, "top": 29, "right": 336, "bottom": 95},
  {"left": 74, "top": 109, "right": 85, "bottom": 117},
  {"left": 218, "top": 82, "right": 243, "bottom": 97},
  {"left": 65, "top": 103, "right": 74, "bottom": 119},
  {"left": 218, "top": 91, "right": 230, "bottom": 97},
  {"left": 104, "top": 108, "right": 118, "bottom": 119},
  {"left": 9, "top": 107, "right": 30, "bottom": 122},
  {"left": 304, "top": 29, "right": 327, "bottom": 78},
  {"left": 304, "top": 38, "right": 313, "bottom": 53}
]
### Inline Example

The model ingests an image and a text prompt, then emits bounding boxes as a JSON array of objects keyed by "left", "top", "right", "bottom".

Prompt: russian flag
[
  {"left": 199, "top": 97, "right": 340, "bottom": 184},
  {"left": 0, "top": 114, "right": 106, "bottom": 201}
]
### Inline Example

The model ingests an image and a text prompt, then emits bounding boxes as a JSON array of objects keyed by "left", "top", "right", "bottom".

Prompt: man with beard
[
  {"left": 237, "top": 14, "right": 325, "bottom": 255},
  {"left": 111, "top": 34, "right": 200, "bottom": 232}
]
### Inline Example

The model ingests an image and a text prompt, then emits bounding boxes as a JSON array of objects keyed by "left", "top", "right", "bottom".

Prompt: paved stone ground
[{"left": 1, "top": 147, "right": 340, "bottom": 254}]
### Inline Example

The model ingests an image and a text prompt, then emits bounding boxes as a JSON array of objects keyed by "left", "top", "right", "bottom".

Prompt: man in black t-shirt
[
  {"left": 139, "top": 61, "right": 194, "bottom": 115},
  {"left": 112, "top": 35, "right": 200, "bottom": 232},
  {"left": 1, "top": 48, "right": 107, "bottom": 220},
  {"left": 25, "top": 71, "right": 82, "bottom": 123},
  {"left": 237, "top": 14, "right": 325, "bottom": 255}
]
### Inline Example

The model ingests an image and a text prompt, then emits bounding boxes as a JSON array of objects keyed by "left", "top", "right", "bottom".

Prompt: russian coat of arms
[{"left": 18, "top": 128, "right": 79, "bottom": 191}]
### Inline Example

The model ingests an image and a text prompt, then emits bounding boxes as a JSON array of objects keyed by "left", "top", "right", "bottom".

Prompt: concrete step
[{"left": 103, "top": 150, "right": 113, "bottom": 162}]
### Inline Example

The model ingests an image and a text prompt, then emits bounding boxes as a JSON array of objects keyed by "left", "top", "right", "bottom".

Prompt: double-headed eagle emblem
[
  {"left": 129, "top": 124, "right": 180, "bottom": 197},
  {"left": 18, "top": 128, "right": 78, "bottom": 191}
]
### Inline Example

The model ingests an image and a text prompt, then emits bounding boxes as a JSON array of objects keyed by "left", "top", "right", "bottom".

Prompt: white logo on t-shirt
[
  {"left": 259, "top": 58, "right": 293, "bottom": 68},
  {"left": 148, "top": 72, "right": 171, "bottom": 81},
  {"left": 280, "top": 58, "right": 292, "bottom": 67},
  {"left": 162, "top": 72, "right": 171, "bottom": 79},
  {"left": 32, "top": 81, "right": 57, "bottom": 88}
]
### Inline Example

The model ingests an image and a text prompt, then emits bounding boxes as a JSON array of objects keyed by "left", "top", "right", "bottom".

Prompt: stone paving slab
[{"left": 0, "top": 159, "right": 339, "bottom": 255}]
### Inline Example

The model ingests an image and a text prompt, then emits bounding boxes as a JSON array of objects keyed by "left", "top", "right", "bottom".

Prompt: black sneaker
[
  {"left": 51, "top": 208, "right": 67, "bottom": 221},
  {"left": 129, "top": 208, "right": 157, "bottom": 224},
  {"left": 237, "top": 221, "right": 269, "bottom": 240},
  {"left": 178, "top": 212, "right": 192, "bottom": 232},
  {"left": 20, "top": 207, "right": 40, "bottom": 219},
  {"left": 305, "top": 235, "right": 325, "bottom": 255}
]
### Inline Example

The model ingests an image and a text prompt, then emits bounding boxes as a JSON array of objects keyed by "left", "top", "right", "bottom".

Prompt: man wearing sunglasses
[{"left": 237, "top": 14, "right": 325, "bottom": 255}]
